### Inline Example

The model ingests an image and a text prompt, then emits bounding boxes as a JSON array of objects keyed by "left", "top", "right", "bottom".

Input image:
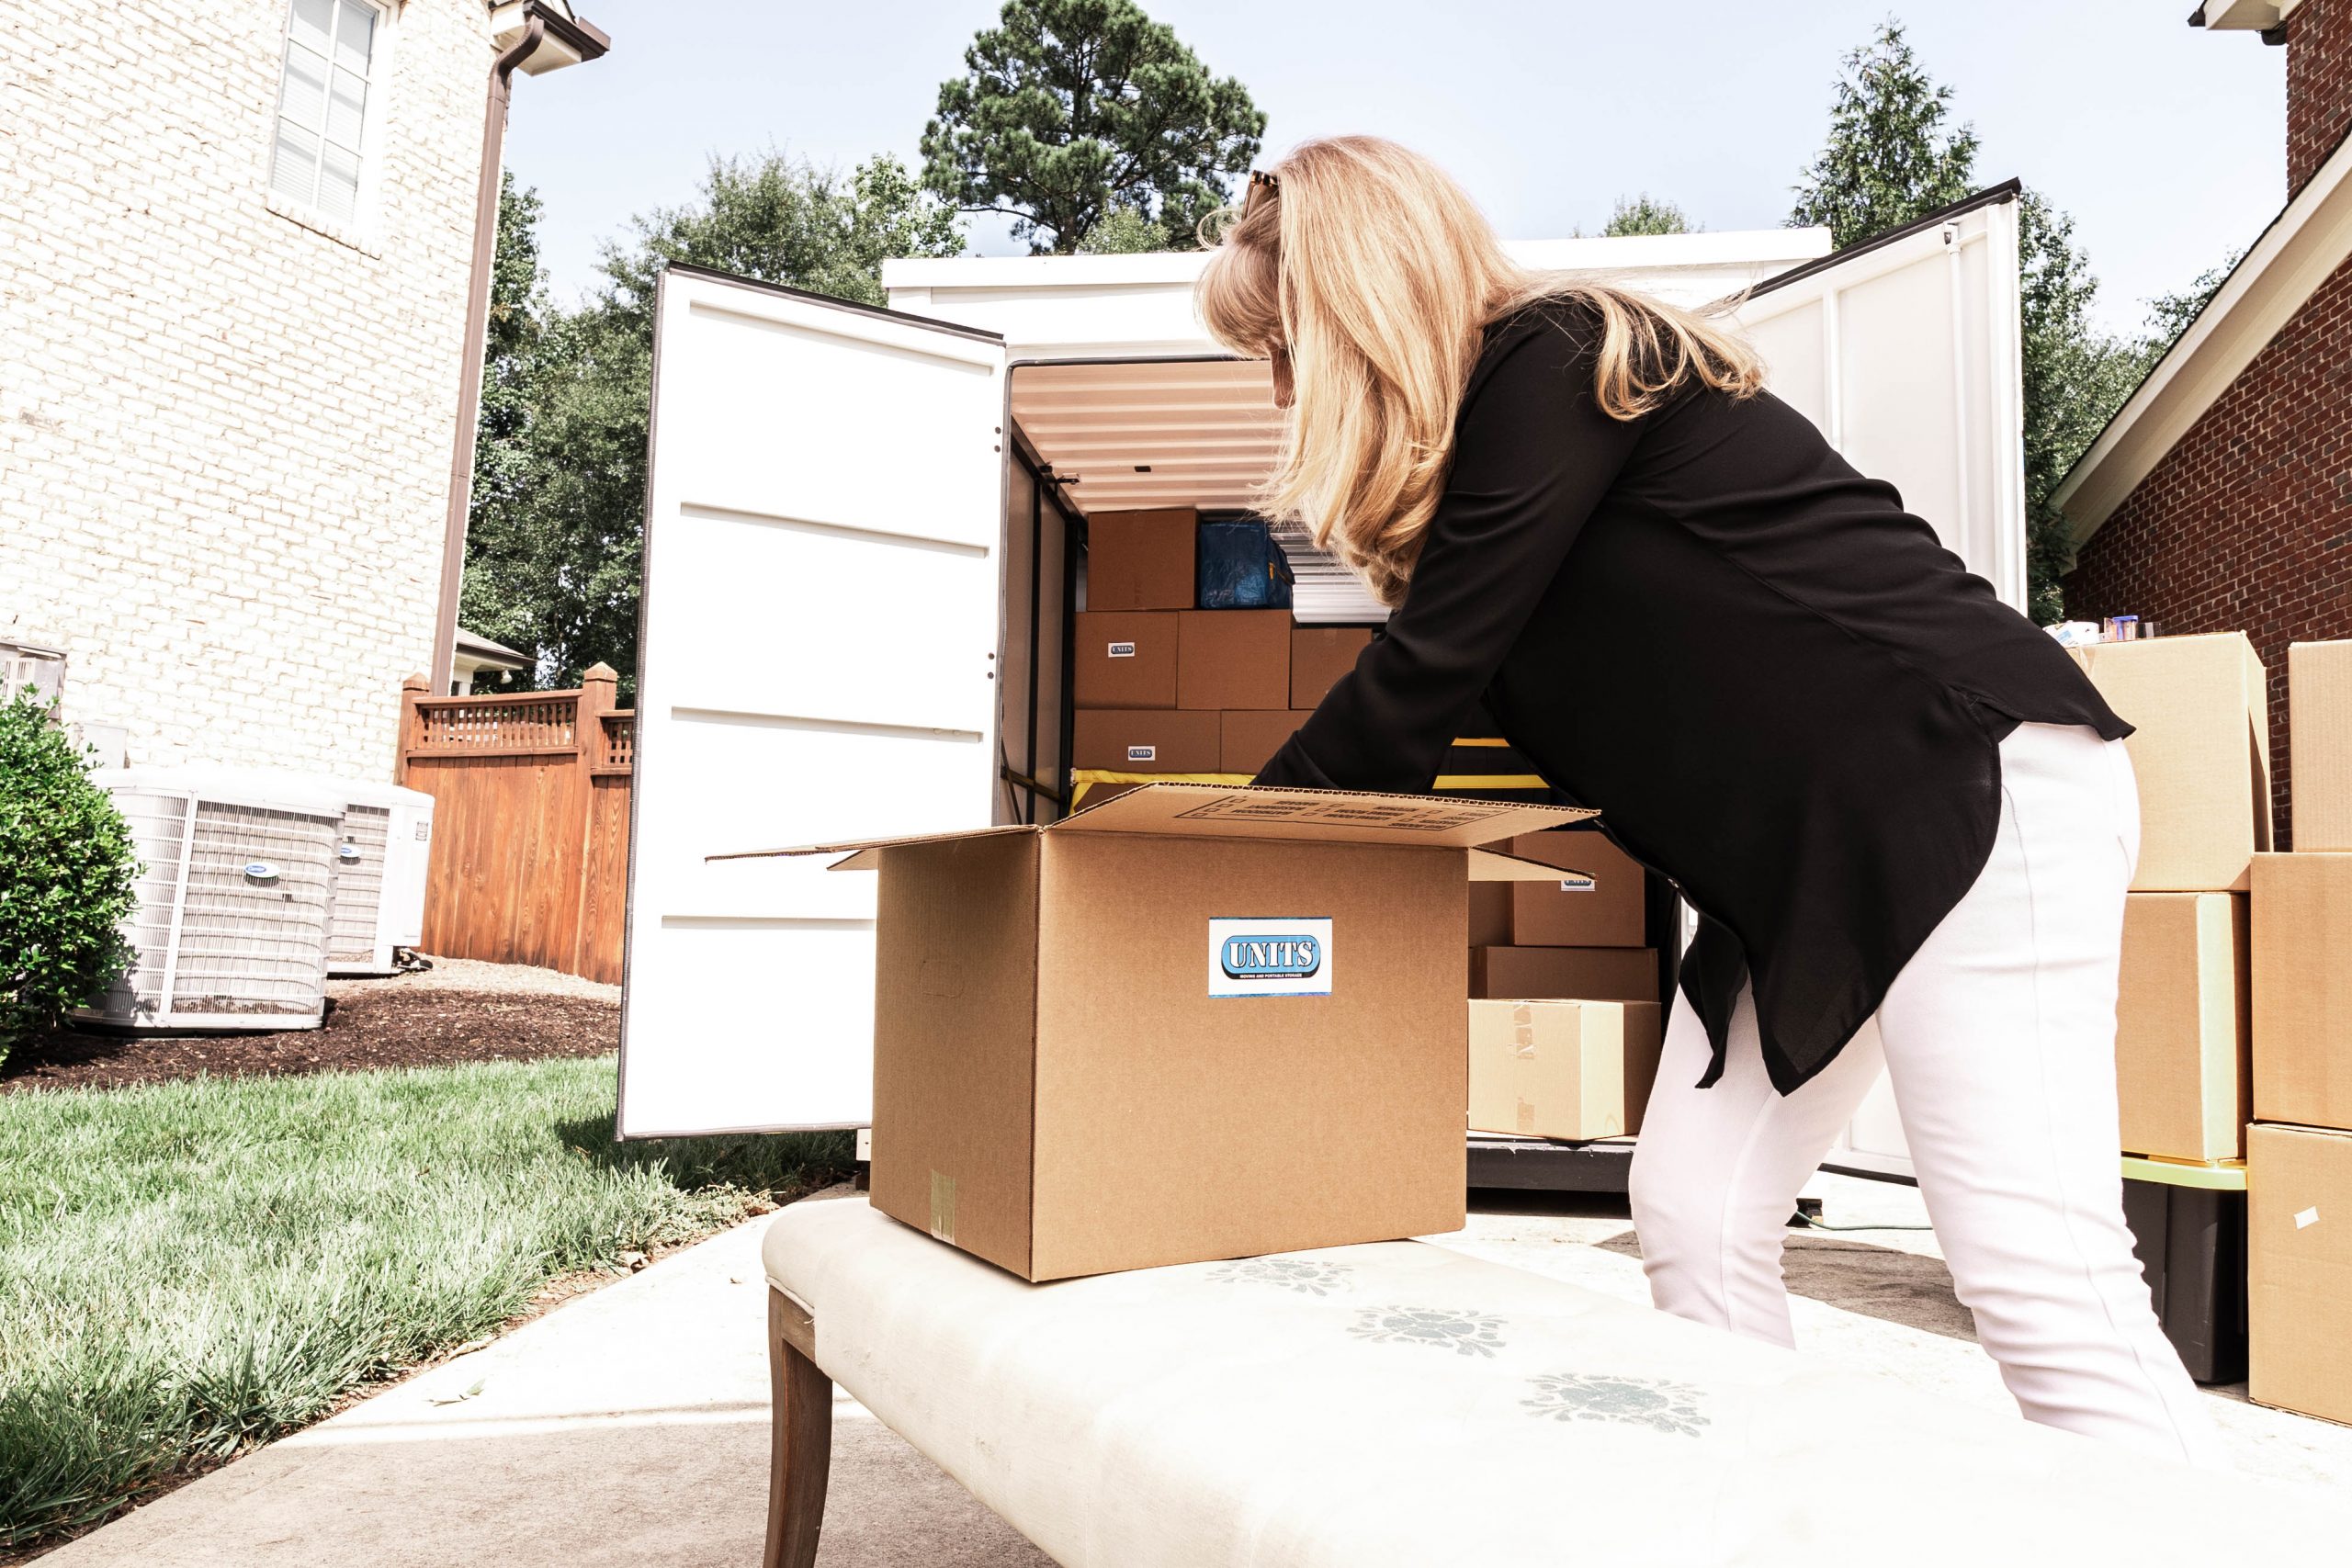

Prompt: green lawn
[{"left": 0, "top": 1055, "right": 848, "bottom": 1549}]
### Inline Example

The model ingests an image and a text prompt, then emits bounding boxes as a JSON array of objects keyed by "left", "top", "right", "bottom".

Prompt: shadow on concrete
[{"left": 1587, "top": 1227, "right": 1981, "bottom": 1343}]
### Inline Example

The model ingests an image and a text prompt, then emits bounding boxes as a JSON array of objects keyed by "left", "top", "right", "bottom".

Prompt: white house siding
[{"left": 0, "top": 0, "right": 491, "bottom": 776}]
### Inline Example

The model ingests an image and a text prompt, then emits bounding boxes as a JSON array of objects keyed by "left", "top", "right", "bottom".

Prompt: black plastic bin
[{"left": 2120, "top": 1170, "right": 2247, "bottom": 1384}]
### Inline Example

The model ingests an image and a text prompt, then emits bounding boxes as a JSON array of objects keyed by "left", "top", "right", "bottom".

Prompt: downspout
[{"left": 429, "top": 17, "right": 546, "bottom": 694}]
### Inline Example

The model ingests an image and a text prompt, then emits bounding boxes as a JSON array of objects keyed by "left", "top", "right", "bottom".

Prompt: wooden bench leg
[{"left": 764, "top": 1290, "right": 832, "bottom": 1568}]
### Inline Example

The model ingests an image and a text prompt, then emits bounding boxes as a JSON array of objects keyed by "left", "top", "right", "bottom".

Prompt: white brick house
[{"left": 0, "top": 1, "right": 592, "bottom": 778}]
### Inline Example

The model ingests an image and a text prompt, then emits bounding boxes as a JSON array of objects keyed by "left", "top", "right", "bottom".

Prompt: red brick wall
[
  {"left": 2290, "top": 0, "right": 2352, "bottom": 194},
  {"left": 2062, "top": 251, "right": 2352, "bottom": 844}
]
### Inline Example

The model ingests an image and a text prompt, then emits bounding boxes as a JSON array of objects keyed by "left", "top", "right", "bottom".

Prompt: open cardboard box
[{"left": 726, "top": 784, "right": 1591, "bottom": 1280}]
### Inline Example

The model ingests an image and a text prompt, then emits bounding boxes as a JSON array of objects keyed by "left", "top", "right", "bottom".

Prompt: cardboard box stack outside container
[
  {"left": 1467, "top": 998, "right": 1665, "bottom": 1141},
  {"left": 2290, "top": 641, "right": 2352, "bottom": 851},
  {"left": 2115, "top": 894, "right": 2248, "bottom": 1162},
  {"left": 2244, "top": 643, "right": 2352, "bottom": 1423},
  {"left": 1085, "top": 508, "right": 1196, "bottom": 611},
  {"left": 782, "top": 784, "right": 1587, "bottom": 1281},
  {"left": 2065, "top": 633, "right": 2272, "bottom": 891}
]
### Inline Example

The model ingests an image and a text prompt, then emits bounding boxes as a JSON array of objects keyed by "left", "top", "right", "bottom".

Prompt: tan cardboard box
[
  {"left": 1470, "top": 945, "right": 1657, "bottom": 1002},
  {"left": 1467, "top": 998, "right": 1665, "bottom": 1140},
  {"left": 2115, "top": 893, "right": 2248, "bottom": 1162},
  {"left": 776, "top": 784, "right": 1589, "bottom": 1280},
  {"left": 1072, "top": 710, "right": 1221, "bottom": 773},
  {"left": 2250, "top": 852, "right": 2352, "bottom": 1129},
  {"left": 1291, "top": 625, "right": 1374, "bottom": 710},
  {"left": 1073, "top": 611, "right": 1178, "bottom": 709},
  {"left": 1178, "top": 609, "right": 1291, "bottom": 710},
  {"left": 1505, "top": 830, "right": 1647, "bottom": 948},
  {"left": 2248, "top": 1122, "right": 2352, "bottom": 1425},
  {"left": 2290, "top": 641, "right": 2352, "bottom": 852},
  {"left": 1219, "top": 709, "right": 1303, "bottom": 774},
  {"left": 1086, "top": 507, "right": 1195, "bottom": 612},
  {"left": 1468, "top": 881, "right": 1512, "bottom": 947},
  {"left": 2065, "top": 633, "right": 2273, "bottom": 890}
]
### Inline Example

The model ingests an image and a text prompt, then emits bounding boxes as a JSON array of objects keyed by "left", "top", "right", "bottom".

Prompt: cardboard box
[
  {"left": 779, "top": 784, "right": 1589, "bottom": 1280},
  {"left": 1085, "top": 508, "right": 1196, "bottom": 612},
  {"left": 2290, "top": 641, "right": 2352, "bottom": 852},
  {"left": 1291, "top": 625, "right": 1374, "bottom": 710},
  {"left": 1470, "top": 945, "right": 1657, "bottom": 1003},
  {"left": 1073, "top": 611, "right": 1178, "bottom": 709},
  {"left": 1467, "top": 998, "right": 1664, "bottom": 1141},
  {"left": 2248, "top": 1122, "right": 2352, "bottom": 1425},
  {"left": 1219, "top": 709, "right": 1303, "bottom": 775},
  {"left": 2250, "top": 852, "right": 2352, "bottom": 1129},
  {"left": 2065, "top": 633, "right": 2273, "bottom": 890},
  {"left": 1467, "top": 881, "right": 1512, "bottom": 947},
  {"left": 1177, "top": 609, "right": 1291, "bottom": 710},
  {"left": 1505, "top": 830, "right": 1647, "bottom": 948},
  {"left": 2115, "top": 893, "right": 2248, "bottom": 1162},
  {"left": 1072, "top": 710, "right": 1221, "bottom": 773}
]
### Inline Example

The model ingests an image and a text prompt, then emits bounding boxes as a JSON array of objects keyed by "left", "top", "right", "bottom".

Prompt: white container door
[
  {"left": 1736, "top": 186, "right": 2027, "bottom": 610},
  {"left": 617, "top": 265, "right": 1007, "bottom": 1137},
  {"left": 1735, "top": 187, "right": 2027, "bottom": 1179}
]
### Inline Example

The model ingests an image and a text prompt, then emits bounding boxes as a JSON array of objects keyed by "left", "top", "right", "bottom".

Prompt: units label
[{"left": 1207, "top": 917, "right": 1333, "bottom": 998}]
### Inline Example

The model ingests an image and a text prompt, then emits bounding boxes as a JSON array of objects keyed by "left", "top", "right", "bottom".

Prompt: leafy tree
[
  {"left": 1790, "top": 18, "right": 1980, "bottom": 248},
  {"left": 1077, "top": 203, "right": 1172, "bottom": 254},
  {"left": 921, "top": 0, "right": 1265, "bottom": 254},
  {"left": 459, "top": 152, "right": 963, "bottom": 691},
  {"left": 1602, "top": 194, "right": 1694, "bottom": 237},
  {"left": 458, "top": 173, "right": 552, "bottom": 674},
  {"left": 2123, "top": 254, "right": 2242, "bottom": 382},
  {"left": 0, "top": 688, "right": 137, "bottom": 1065}
]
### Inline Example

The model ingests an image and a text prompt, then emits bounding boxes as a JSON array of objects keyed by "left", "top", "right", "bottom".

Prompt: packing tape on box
[
  {"left": 1510, "top": 1001, "right": 1538, "bottom": 1059},
  {"left": 929, "top": 1170, "right": 957, "bottom": 1245}
]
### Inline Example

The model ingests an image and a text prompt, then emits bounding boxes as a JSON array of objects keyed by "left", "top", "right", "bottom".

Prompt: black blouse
[{"left": 1251, "top": 299, "right": 2129, "bottom": 1094}]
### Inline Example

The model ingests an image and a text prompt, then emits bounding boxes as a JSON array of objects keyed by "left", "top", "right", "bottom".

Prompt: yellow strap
[{"left": 1067, "top": 768, "right": 1549, "bottom": 806}]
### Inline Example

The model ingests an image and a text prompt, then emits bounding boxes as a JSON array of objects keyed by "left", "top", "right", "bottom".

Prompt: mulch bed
[{"left": 4, "top": 987, "right": 619, "bottom": 1094}]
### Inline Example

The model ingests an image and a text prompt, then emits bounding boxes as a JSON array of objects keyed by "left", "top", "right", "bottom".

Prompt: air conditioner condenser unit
[
  {"left": 321, "top": 780, "right": 434, "bottom": 976},
  {"left": 82, "top": 766, "right": 347, "bottom": 1032}
]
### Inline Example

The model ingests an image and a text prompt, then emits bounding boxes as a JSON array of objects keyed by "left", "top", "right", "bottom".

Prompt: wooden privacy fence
[{"left": 396, "top": 664, "right": 633, "bottom": 984}]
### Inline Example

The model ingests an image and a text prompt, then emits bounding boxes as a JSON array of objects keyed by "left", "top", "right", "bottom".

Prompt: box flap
[
  {"left": 1048, "top": 782, "right": 1590, "bottom": 848},
  {"left": 710, "top": 822, "right": 1038, "bottom": 869},
  {"left": 1467, "top": 847, "right": 1589, "bottom": 882}
]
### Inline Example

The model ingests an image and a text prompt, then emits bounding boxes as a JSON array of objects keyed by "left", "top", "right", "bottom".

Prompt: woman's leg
[
  {"left": 1874, "top": 721, "right": 2223, "bottom": 1466},
  {"left": 1630, "top": 984, "right": 1888, "bottom": 1348}
]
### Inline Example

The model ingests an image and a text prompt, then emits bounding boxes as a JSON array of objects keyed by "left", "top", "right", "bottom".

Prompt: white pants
[{"left": 1628, "top": 722, "right": 2224, "bottom": 1466}]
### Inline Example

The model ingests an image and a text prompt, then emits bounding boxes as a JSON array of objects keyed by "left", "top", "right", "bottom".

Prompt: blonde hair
[{"left": 1196, "top": 135, "right": 1764, "bottom": 606}]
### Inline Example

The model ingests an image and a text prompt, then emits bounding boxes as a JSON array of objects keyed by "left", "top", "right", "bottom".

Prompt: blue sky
[{"left": 503, "top": 1, "right": 2286, "bottom": 337}]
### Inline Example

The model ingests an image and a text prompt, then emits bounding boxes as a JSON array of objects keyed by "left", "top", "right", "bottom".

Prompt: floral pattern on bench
[
  {"left": 1204, "top": 1257, "right": 1356, "bottom": 1295},
  {"left": 1522, "top": 1373, "right": 1712, "bottom": 1437},
  {"left": 1349, "top": 1304, "right": 1509, "bottom": 1358}
]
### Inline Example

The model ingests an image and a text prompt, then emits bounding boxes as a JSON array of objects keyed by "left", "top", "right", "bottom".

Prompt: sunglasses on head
[{"left": 1242, "top": 168, "right": 1279, "bottom": 221}]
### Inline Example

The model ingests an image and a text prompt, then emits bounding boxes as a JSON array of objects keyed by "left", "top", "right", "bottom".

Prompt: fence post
[
  {"left": 396, "top": 673, "right": 428, "bottom": 784},
  {"left": 573, "top": 663, "right": 618, "bottom": 977}
]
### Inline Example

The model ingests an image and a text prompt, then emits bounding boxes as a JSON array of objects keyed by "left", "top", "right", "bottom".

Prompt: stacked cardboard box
[
  {"left": 2064, "top": 633, "right": 2272, "bottom": 1164},
  {"left": 1075, "top": 508, "right": 1377, "bottom": 776},
  {"left": 2246, "top": 639, "right": 2352, "bottom": 1425},
  {"left": 1464, "top": 827, "right": 1664, "bottom": 1142}
]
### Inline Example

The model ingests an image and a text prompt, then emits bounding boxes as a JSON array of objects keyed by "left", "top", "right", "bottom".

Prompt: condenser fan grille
[
  {"left": 170, "top": 801, "right": 337, "bottom": 1017},
  {"left": 328, "top": 804, "right": 390, "bottom": 964}
]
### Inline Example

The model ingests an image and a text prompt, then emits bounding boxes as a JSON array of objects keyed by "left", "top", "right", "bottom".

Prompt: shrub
[{"left": 0, "top": 687, "right": 137, "bottom": 1065}]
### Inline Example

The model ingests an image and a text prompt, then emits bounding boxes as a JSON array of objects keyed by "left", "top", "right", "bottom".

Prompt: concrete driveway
[{"left": 39, "top": 1180, "right": 2352, "bottom": 1565}]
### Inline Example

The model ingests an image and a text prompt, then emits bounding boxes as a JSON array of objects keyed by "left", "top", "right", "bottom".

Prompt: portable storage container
[{"left": 616, "top": 192, "right": 2032, "bottom": 1159}]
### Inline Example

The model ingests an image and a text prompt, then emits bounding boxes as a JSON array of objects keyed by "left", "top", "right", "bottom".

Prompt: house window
[{"left": 267, "top": 0, "right": 385, "bottom": 228}]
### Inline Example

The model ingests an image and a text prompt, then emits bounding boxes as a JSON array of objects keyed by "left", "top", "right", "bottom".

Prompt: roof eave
[{"left": 2054, "top": 128, "right": 2352, "bottom": 545}]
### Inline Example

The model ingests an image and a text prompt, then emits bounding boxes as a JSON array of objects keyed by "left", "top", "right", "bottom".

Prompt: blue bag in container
[{"left": 1194, "top": 518, "right": 1295, "bottom": 609}]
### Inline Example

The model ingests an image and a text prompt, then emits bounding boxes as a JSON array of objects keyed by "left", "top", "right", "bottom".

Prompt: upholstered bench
[{"left": 760, "top": 1196, "right": 2340, "bottom": 1566}]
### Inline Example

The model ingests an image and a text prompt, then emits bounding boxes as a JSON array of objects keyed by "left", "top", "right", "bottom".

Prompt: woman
[{"left": 1198, "top": 136, "right": 2221, "bottom": 1466}]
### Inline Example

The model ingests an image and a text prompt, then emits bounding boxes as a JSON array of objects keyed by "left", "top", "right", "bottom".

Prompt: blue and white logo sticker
[{"left": 1207, "top": 917, "right": 1332, "bottom": 998}]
